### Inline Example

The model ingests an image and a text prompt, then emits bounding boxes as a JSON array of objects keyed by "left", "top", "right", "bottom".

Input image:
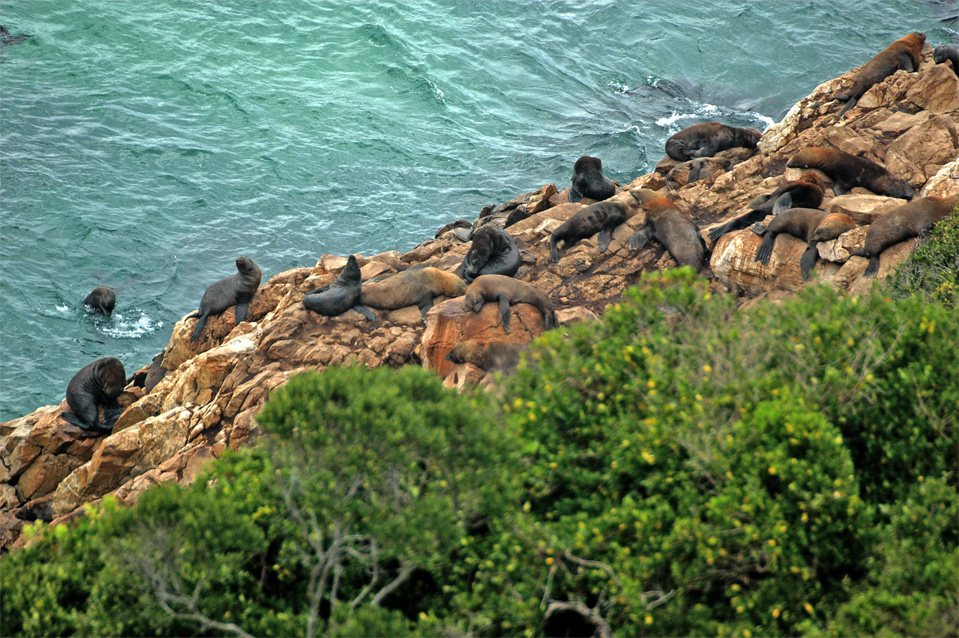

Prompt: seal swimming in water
[
  {"left": 665, "top": 122, "right": 761, "bottom": 162},
  {"left": 463, "top": 274, "right": 557, "bottom": 334},
  {"left": 834, "top": 32, "right": 925, "bottom": 117},
  {"left": 862, "top": 194, "right": 959, "bottom": 276},
  {"left": 360, "top": 267, "right": 466, "bottom": 320},
  {"left": 708, "top": 172, "right": 826, "bottom": 242},
  {"left": 786, "top": 147, "right": 914, "bottom": 199},
  {"left": 0, "top": 25, "right": 30, "bottom": 47},
  {"left": 933, "top": 44, "right": 959, "bottom": 76},
  {"left": 569, "top": 156, "right": 617, "bottom": 203},
  {"left": 83, "top": 286, "right": 117, "bottom": 316},
  {"left": 302, "top": 255, "right": 375, "bottom": 320},
  {"left": 461, "top": 226, "right": 520, "bottom": 283},
  {"left": 754, "top": 209, "right": 857, "bottom": 279},
  {"left": 446, "top": 339, "right": 528, "bottom": 375},
  {"left": 188, "top": 256, "right": 262, "bottom": 342},
  {"left": 627, "top": 189, "right": 706, "bottom": 271},
  {"left": 549, "top": 200, "right": 629, "bottom": 263},
  {"left": 62, "top": 357, "right": 126, "bottom": 433}
]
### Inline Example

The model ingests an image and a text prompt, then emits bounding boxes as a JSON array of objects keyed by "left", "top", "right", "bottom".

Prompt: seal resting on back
[
  {"left": 708, "top": 172, "right": 826, "bottom": 242},
  {"left": 664, "top": 122, "right": 761, "bottom": 162},
  {"left": 461, "top": 226, "right": 520, "bottom": 283},
  {"left": 627, "top": 189, "right": 705, "bottom": 271},
  {"left": 550, "top": 200, "right": 629, "bottom": 263},
  {"left": 463, "top": 274, "right": 557, "bottom": 334},
  {"left": 569, "top": 156, "right": 617, "bottom": 203},
  {"left": 753, "top": 209, "right": 857, "bottom": 279},
  {"left": 302, "top": 255, "right": 375, "bottom": 320},
  {"left": 62, "top": 357, "right": 126, "bottom": 433},
  {"left": 862, "top": 195, "right": 959, "bottom": 276},
  {"left": 188, "top": 256, "right": 262, "bottom": 342},
  {"left": 834, "top": 32, "right": 925, "bottom": 117},
  {"left": 360, "top": 267, "right": 466, "bottom": 320},
  {"left": 786, "top": 147, "right": 914, "bottom": 199},
  {"left": 933, "top": 45, "right": 959, "bottom": 76},
  {"left": 84, "top": 286, "right": 117, "bottom": 316}
]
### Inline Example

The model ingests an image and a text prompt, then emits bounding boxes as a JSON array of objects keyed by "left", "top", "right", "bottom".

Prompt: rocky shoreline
[{"left": 2, "top": 42, "right": 957, "bottom": 551}]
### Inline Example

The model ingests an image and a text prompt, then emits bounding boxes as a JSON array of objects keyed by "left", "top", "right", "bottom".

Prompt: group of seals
[
  {"left": 665, "top": 122, "right": 761, "bottom": 162},
  {"left": 753, "top": 209, "right": 857, "bottom": 279},
  {"left": 62, "top": 357, "right": 126, "bottom": 432},
  {"left": 550, "top": 200, "right": 629, "bottom": 262},
  {"left": 188, "top": 256, "right": 262, "bottom": 342},
  {"left": 863, "top": 195, "right": 959, "bottom": 276},
  {"left": 834, "top": 32, "right": 925, "bottom": 117},
  {"left": 708, "top": 172, "right": 826, "bottom": 242},
  {"left": 303, "top": 255, "right": 375, "bottom": 320},
  {"left": 83, "top": 286, "right": 117, "bottom": 316},
  {"left": 463, "top": 274, "right": 556, "bottom": 334},
  {"left": 627, "top": 189, "right": 705, "bottom": 271},
  {"left": 569, "top": 156, "right": 617, "bottom": 203},
  {"left": 461, "top": 225, "right": 520, "bottom": 283},
  {"left": 786, "top": 147, "right": 914, "bottom": 199}
]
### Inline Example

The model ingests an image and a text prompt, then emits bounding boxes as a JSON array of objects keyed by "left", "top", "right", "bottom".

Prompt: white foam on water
[{"left": 98, "top": 310, "right": 163, "bottom": 339}]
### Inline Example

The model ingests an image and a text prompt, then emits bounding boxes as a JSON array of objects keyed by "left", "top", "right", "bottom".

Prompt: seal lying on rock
[
  {"left": 360, "top": 267, "right": 466, "bottom": 320},
  {"left": 461, "top": 226, "right": 520, "bottom": 283},
  {"left": 754, "top": 209, "right": 857, "bottom": 279},
  {"left": 62, "top": 357, "right": 126, "bottom": 433},
  {"left": 834, "top": 32, "right": 925, "bottom": 117},
  {"left": 446, "top": 339, "right": 528, "bottom": 375},
  {"left": 934, "top": 45, "right": 959, "bottom": 76},
  {"left": 665, "top": 157, "right": 730, "bottom": 190},
  {"left": 303, "top": 255, "right": 375, "bottom": 320},
  {"left": 463, "top": 274, "right": 556, "bottom": 334},
  {"left": 549, "top": 201, "right": 629, "bottom": 263},
  {"left": 569, "top": 156, "right": 617, "bottom": 203},
  {"left": 83, "top": 286, "right": 116, "bottom": 316},
  {"left": 627, "top": 189, "right": 705, "bottom": 271},
  {"left": 188, "top": 256, "right": 262, "bottom": 342},
  {"left": 786, "top": 147, "right": 913, "bottom": 199},
  {"left": 708, "top": 172, "right": 826, "bottom": 242},
  {"left": 665, "top": 122, "right": 761, "bottom": 162},
  {"left": 862, "top": 195, "right": 959, "bottom": 276}
]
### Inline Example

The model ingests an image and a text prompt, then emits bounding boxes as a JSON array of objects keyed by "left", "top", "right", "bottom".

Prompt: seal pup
[
  {"left": 754, "top": 209, "right": 856, "bottom": 279},
  {"left": 188, "top": 256, "right": 262, "bottom": 342},
  {"left": 83, "top": 286, "right": 117, "bottom": 316},
  {"left": 707, "top": 172, "right": 825, "bottom": 242},
  {"left": 360, "top": 267, "right": 466, "bottom": 320},
  {"left": 463, "top": 274, "right": 556, "bottom": 334},
  {"left": 62, "top": 357, "right": 126, "bottom": 432},
  {"left": 863, "top": 195, "right": 959, "bottom": 276},
  {"left": 627, "top": 189, "right": 706, "bottom": 271},
  {"left": 461, "top": 226, "right": 520, "bottom": 283},
  {"left": 569, "top": 156, "right": 617, "bottom": 203},
  {"left": 786, "top": 147, "right": 913, "bottom": 199},
  {"left": 834, "top": 32, "right": 925, "bottom": 117},
  {"left": 302, "top": 255, "right": 375, "bottom": 320},
  {"left": 933, "top": 45, "right": 959, "bottom": 76},
  {"left": 549, "top": 200, "right": 629, "bottom": 263},
  {"left": 665, "top": 122, "right": 761, "bottom": 162},
  {"left": 446, "top": 339, "right": 528, "bottom": 375}
]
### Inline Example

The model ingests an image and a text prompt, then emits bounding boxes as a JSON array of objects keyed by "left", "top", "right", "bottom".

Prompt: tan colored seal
[
  {"left": 463, "top": 274, "right": 556, "bottom": 334},
  {"left": 627, "top": 189, "right": 705, "bottom": 271},
  {"left": 360, "top": 267, "right": 466, "bottom": 319},
  {"left": 754, "top": 208, "right": 856, "bottom": 279},
  {"left": 834, "top": 32, "right": 925, "bottom": 117},
  {"left": 863, "top": 195, "right": 959, "bottom": 276}
]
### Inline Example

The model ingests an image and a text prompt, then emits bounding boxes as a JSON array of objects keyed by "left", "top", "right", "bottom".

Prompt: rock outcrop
[{"left": 2, "top": 41, "right": 956, "bottom": 551}]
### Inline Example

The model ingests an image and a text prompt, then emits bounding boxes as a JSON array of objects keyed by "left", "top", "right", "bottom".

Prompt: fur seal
[
  {"left": 360, "top": 267, "right": 466, "bottom": 319},
  {"left": 834, "top": 32, "right": 925, "bottom": 117},
  {"left": 303, "top": 255, "right": 375, "bottom": 320},
  {"left": 188, "top": 256, "right": 262, "bottom": 342},
  {"left": 863, "top": 195, "right": 959, "bottom": 276},
  {"left": 786, "top": 147, "right": 914, "bottom": 199},
  {"left": 83, "top": 286, "right": 116, "bottom": 316},
  {"left": 549, "top": 201, "right": 629, "bottom": 263},
  {"left": 461, "top": 226, "right": 520, "bottom": 283},
  {"left": 754, "top": 209, "right": 856, "bottom": 279},
  {"left": 463, "top": 274, "right": 557, "bottom": 334},
  {"left": 445, "top": 339, "right": 528, "bottom": 375},
  {"left": 665, "top": 157, "right": 730, "bottom": 190},
  {"left": 569, "top": 156, "right": 617, "bottom": 203},
  {"left": 0, "top": 25, "right": 30, "bottom": 47},
  {"left": 627, "top": 189, "right": 705, "bottom": 271},
  {"left": 143, "top": 350, "right": 167, "bottom": 393},
  {"left": 708, "top": 172, "right": 826, "bottom": 242},
  {"left": 664, "top": 122, "right": 761, "bottom": 162},
  {"left": 62, "top": 357, "right": 126, "bottom": 432},
  {"left": 934, "top": 45, "right": 959, "bottom": 76}
]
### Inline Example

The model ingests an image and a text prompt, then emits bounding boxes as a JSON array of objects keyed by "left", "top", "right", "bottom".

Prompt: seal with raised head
[
  {"left": 360, "top": 266, "right": 466, "bottom": 320},
  {"left": 754, "top": 209, "right": 856, "bottom": 279},
  {"left": 627, "top": 189, "right": 706, "bottom": 271},
  {"left": 569, "top": 156, "right": 617, "bottom": 203},
  {"left": 463, "top": 274, "right": 556, "bottom": 334},
  {"left": 83, "top": 286, "right": 117, "bottom": 316},
  {"left": 708, "top": 172, "right": 826, "bottom": 242},
  {"left": 445, "top": 339, "right": 528, "bottom": 375},
  {"left": 549, "top": 200, "right": 629, "bottom": 263},
  {"left": 188, "top": 256, "right": 262, "bottom": 342},
  {"left": 461, "top": 226, "right": 520, "bottom": 283},
  {"left": 934, "top": 45, "right": 959, "bottom": 76},
  {"left": 62, "top": 357, "right": 126, "bottom": 432},
  {"left": 665, "top": 122, "right": 762, "bottom": 162},
  {"left": 303, "top": 255, "right": 375, "bottom": 320},
  {"left": 834, "top": 32, "right": 925, "bottom": 117},
  {"left": 862, "top": 194, "right": 959, "bottom": 276},
  {"left": 786, "top": 146, "right": 914, "bottom": 199}
]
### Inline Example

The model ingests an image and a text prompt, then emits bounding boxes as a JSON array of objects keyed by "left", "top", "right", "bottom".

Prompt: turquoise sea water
[{"left": 1, "top": 1, "right": 955, "bottom": 421}]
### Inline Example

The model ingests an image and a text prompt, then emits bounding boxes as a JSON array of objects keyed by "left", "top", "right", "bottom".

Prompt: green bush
[{"left": 886, "top": 206, "right": 959, "bottom": 306}]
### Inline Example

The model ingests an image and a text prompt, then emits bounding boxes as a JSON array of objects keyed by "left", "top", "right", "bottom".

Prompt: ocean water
[{"left": 1, "top": 1, "right": 955, "bottom": 421}]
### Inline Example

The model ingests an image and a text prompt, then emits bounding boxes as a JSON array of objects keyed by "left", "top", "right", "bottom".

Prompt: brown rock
[
  {"left": 885, "top": 113, "right": 958, "bottom": 186},
  {"left": 827, "top": 194, "right": 908, "bottom": 225}
]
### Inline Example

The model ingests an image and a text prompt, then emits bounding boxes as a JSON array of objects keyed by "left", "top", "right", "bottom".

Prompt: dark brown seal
[
  {"left": 445, "top": 339, "right": 528, "bottom": 375},
  {"left": 360, "top": 267, "right": 466, "bottom": 319},
  {"left": 863, "top": 195, "right": 959, "bottom": 276},
  {"left": 62, "top": 357, "right": 126, "bottom": 432},
  {"left": 549, "top": 200, "right": 629, "bottom": 263},
  {"left": 665, "top": 122, "right": 761, "bottom": 162},
  {"left": 461, "top": 226, "right": 520, "bottom": 283},
  {"left": 754, "top": 209, "right": 856, "bottom": 279},
  {"left": 83, "top": 286, "right": 116, "bottom": 316},
  {"left": 143, "top": 350, "right": 167, "bottom": 393},
  {"left": 303, "top": 255, "right": 375, "bottom": 320},
  {"left": 569, "top": 156, "right": 617, "bottom": 203},
  {"left": 786, "top": 147, "right": 914, "bottom": 199},
  {"left": 933, "top": 45, "right": 959, "bottom": 77},
  {"left": 627, "top": 189, "right": 705, "bottom": 271},
  {"left": 835, "top": 32, "right": 925, "bottom": 117},
  {"left": 708, "top": 172, "right": 826, "bottom": 242},
  {"left": 188, "top": 256, "right": 262, "bottom": 342},
  {"left": 463, "top": 274, "right": 556, "bottom": 334}
]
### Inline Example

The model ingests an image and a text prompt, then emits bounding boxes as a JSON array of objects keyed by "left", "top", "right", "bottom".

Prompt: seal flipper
[
  {"left": 191, "top": 312, "right": 210, "bottom": 342},
  {"left": 754, "top": 233, "right": 776, "bottom": 264},
  {"left": 687, "top": 161, "right": 703, "bottom": 184},
  {"left": 864, "top": 255, "right": 881, "bottom": 277},
  {"left": 838, "top": 96, "right": 858, "bottom": 118},
  {"left": 832, "top": 182, "right": 849, "bottom": 196},
  {"left": 772, "top": 193, "right": 794, "bottom": 215},
  {"left": 62, "top": 412, "right": 95, "bottom": 430},
  {"left": 497, "top": 294, "right": 512, "bottom": 334},
  {"left": 416, "top": 297, "right": 434, "bottom": 321},
  {"left": 597, "top": 228, "right": 614, "bottom": 253},
  {"left": 234, "top": 302, "right": 250, "bottom": 324},
  {"left": 353, "top": 304, "right": 375, "bottom": 321},
  {"left": 549, "top": 236, "right": 561, "bottom": 263},
  {"left": 800, "top": 242, "right": 820, "bottom": 280},
  {"left": 569, "top": 188, "right": 584, "bottom": 203},
  {"left": 628, "top": 225, "right": 653, "bottom": 251}
]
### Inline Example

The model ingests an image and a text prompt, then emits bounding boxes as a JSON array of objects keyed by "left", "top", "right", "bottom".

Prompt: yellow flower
[{"left": 773, "top": 608, "right": 781, "bottom": 618}]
